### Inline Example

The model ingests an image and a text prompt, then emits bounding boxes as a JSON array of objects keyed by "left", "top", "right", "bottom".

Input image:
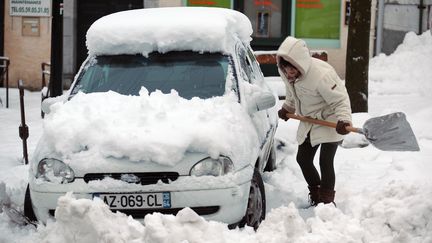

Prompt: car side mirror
[
  {"left": 41, "top": 94, "right": 68, "bottom": 115},
  {"left": 247, "top": 91, "right": 276, "bottom": 114}
]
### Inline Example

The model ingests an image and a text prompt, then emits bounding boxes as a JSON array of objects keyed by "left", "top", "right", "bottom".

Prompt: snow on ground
[{"left": 1, "top": 30, "right": 432, "bottom": 242}]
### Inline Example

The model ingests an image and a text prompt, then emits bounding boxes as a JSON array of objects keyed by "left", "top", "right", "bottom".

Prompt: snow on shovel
[{"left": 286, "top": 112, "right": 420, "bottom": 152}]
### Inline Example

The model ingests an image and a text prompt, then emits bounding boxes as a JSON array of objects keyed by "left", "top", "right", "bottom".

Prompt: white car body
[{"left": 27, "top": 7, "right": 278, "bottom": 228}]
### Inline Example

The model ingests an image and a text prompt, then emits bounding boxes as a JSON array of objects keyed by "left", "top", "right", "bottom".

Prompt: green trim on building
[
  {"left": 184, "top": 0, "right": 233, "bottom": 9},
  {"left": 302, "top": 38, "right": 341, "bottom": 49}
]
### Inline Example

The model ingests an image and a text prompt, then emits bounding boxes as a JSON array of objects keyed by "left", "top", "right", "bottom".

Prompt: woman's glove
[
  {"left": 336, "top": 120, "right": 351, "bottom": 135},
  {"left": 278, "top": 107, "right": 290, "bottom": 121}
]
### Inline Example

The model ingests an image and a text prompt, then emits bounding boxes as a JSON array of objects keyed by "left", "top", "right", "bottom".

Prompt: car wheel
[
  {"left": 240, "top": 169, "right": 266, "bottom": 230},
  {"left": 264, "top": 144, "right": 276, "bottom": 172},
  {"left": 24, "top": 184, "right": 37, "bottom": 223}
]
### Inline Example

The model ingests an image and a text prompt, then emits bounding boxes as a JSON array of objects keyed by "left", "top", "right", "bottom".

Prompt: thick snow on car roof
[{"left": 86, "top": 7, "right": 253, "bottom": 56}]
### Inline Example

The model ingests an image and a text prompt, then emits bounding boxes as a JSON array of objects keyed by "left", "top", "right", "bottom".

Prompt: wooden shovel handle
[{"left": 286, "top": 113, "right": 361, "bottom": 133}]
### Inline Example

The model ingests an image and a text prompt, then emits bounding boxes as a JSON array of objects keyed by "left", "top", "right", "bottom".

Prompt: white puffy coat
[{"left": 277, "top": 37, "right": 352, "bottom": 146}]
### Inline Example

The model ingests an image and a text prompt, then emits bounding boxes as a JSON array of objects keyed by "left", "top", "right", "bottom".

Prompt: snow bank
[
  {"left": 30, "top": 184, "right": 432, "bottom": 243},
  {"left": 86, "top": 7, "right": 253, "bottom": 57},
  {"left": 28, "top": 193, "right": 252, "bottom": 243},
  {"left": 346, "top": 181, "right": 432, "bottom": 242},
  {"left": 41, "top": 89, "right": 259, "bottom": 166},
  {"left": 32, "top": 193, "right": 146, "bottom": 242},
  {"left": 369, "top": 30, "right": 432, "bottom": 96},
  {"left": 24, "top": 194, "right": 362, "bottom": 243}
]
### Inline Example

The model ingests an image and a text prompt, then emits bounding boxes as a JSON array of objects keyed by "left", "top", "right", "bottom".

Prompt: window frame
[{"left": 235, "top": 0, "right": 292, "bottom": 48}]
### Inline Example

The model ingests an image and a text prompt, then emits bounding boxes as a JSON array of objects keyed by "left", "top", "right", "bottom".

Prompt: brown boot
[
  {"left": 320, "top": 188, "right": 336, "bottom": 206},
  {"left": 308, "top": 185, "right": 320, "bottom": 206}
]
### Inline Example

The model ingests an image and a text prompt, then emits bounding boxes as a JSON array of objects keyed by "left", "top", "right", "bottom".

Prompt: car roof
[{"left": 86, "top": 7, "right": 253, "bottom": 57}]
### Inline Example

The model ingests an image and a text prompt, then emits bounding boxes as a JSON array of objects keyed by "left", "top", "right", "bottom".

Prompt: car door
[
  {"left": 245, "top": 45, "right": 278, "bottom": 170},
  {"left": 235, "top": 42, "right": 274, "bottom": 169}
]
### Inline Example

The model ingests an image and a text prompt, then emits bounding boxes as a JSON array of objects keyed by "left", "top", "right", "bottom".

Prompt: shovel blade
[{"left": 363, "top": 112, "right": 419, "bottom": 151}]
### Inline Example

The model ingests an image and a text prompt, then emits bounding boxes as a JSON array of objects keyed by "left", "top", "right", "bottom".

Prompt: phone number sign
[{"left": 10, "top": 0, "right": 51, "bottom": 17}]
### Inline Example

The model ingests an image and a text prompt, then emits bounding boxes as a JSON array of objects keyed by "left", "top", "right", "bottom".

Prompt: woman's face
[
  {"left": 282, "top": 65, "right": 300, "bottom": 81},
  {"left": 278, "top": 58, "right": 300, "bottom": 81}
]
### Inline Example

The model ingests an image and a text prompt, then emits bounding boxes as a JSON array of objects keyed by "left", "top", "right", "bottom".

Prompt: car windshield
[{"left": 71, "top": 51, "right": 230, "bottom": 99}]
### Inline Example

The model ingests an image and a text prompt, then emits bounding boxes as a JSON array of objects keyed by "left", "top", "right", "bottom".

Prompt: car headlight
[
  {"left": 190, "top": 156, "right": 234, "bottom": 176},
  {"left": 36, "top": 158, "right": 75, "bottom": 183}
]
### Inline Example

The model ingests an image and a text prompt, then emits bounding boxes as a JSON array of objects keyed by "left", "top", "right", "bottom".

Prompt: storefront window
[
  {"left": 244, "top": 0, "right": 282, "bottom": 38},
  {"left": 293, "top": 0, "right": 341, "bottom": 47}
]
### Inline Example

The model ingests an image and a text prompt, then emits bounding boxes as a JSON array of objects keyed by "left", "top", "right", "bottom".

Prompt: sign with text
[{"left": 10, "top": 0, "right": 51, "bottom": 17}]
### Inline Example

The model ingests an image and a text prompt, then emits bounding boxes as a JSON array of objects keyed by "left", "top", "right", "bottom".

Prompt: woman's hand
[{"left": 336, "top": 120, "right": 352, "bottom": 135}]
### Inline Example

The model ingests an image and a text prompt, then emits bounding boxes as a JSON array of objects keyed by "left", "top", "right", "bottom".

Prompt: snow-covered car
[{"left": 25, "top": 7, "right": 278, "bottom": 229}]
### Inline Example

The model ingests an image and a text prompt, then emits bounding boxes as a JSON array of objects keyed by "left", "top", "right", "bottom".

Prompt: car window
[
  {"left": 237, "top": 45, "right": 254, "bottom": 83},
  {"left": 71, "top": 51, "right": 230, "bottom": 100},
  {"left": 246, "top": 46, "right": 265, "bottom": 83}
]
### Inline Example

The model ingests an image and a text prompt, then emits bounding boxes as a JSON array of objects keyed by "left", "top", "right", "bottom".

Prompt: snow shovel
[
  {"left": 0, "top": 182, "right": 36, "bottom": 227},
  {"left": 285, "top": 112, "right": 420, "bottom": 152},
  {"left": 2, "top": 204, "right": 37, "bottom": 227}
]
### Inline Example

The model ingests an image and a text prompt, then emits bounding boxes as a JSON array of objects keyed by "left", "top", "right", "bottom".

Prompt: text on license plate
[{"left": 95, "top": 192, "right": 171, "bottom": 209}]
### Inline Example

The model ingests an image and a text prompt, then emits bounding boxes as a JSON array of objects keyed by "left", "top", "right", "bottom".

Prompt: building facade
[{"left": 3, "top": 0, "right": 52, "bottom": 90}]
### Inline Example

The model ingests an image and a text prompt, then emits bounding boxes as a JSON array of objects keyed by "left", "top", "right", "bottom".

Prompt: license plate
[{"left": 94, "top": 192, "right": 171, "bottom": 209}]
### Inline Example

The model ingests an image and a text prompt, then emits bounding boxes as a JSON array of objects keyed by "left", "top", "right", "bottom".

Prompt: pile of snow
[
  {"left": 31, "top": 193, "right": 146, "bottom": 242},
  {"left": 26, "top": 184, "right": 432, "bottom": 243},
  {"left": 28, "top": 193, "right": 248, "bottom": 243},
  {"left": 41, "top": 89, "right": 259, "bottom": 166},
  {"left": 23, "top": 194, "right": 364, "bottom": 243},
  {"left": 369, "top": 31, "right": 432, "bottom": 96},
  {"left": 86, "top": 7, "right": 253, "bottom": 57}
]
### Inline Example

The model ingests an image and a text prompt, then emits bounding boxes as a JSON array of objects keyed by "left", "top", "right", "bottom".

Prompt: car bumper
[{"left": 29, "top": 166, "right": 253, "bottom": 225}]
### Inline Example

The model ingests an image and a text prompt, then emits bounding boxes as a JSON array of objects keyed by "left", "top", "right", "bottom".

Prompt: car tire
[
  {"left": 24, "top": 184, "right": 37, "bottom": 223},
  {"left": 264, "top": 144, "right": 277, "bottom": 172},
  {"left": 239, "top": 168, "right": 266, "bottom": 230}
]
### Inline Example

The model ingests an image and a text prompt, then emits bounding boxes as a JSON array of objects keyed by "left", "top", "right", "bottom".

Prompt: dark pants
[{"left": 296, "top": 134, "right": 339, "bottom": 190}]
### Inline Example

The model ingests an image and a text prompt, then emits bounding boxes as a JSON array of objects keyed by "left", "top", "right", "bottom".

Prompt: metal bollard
[{"left": 18, "top": 80, "right": 29, "bottom": 164}]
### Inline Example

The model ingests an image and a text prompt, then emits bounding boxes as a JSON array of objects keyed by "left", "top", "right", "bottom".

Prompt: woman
[{"left": 276, "top": 36, "right": 352, "bottom": 206}]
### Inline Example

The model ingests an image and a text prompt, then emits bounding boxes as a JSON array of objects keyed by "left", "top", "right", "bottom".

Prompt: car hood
[{"left": 35, "top": 89, "right": 260, "bottom": 171}]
